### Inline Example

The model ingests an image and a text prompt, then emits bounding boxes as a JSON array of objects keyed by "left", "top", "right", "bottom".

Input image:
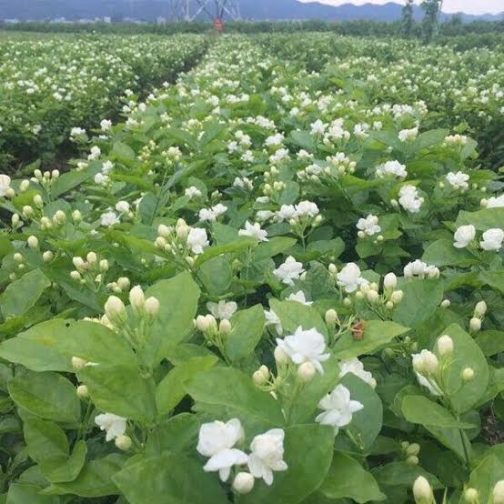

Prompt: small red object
[{"left": 213, "top": 17, "right": 224, "bottom": 32}]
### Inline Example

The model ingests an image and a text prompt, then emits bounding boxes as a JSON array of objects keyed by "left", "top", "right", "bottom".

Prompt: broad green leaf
[
  {"left": 186, "top": 367, "right": 284, "bottom": 429},
  {"left": 401, "top": 395, "right": 475, "bottom": 428},
  {"left": 23, "top": 418, "right": 68, "bottom": 465},
  {"left": 333, "top": 320, "right": 408, "bottom": 359},
  {"left": 422, "top": 239, "right": 478, "bottom": 267},
  {"left": 9, "top": 371, "right": 80, "bottom": 424},
  {"left": 112, "top": 452, "right": 227, "bottom": 504},
  {"left": 341, "top": 374, "right": 382, "bottom": 451},
  {"left": 145, "top": 271, "right": 200, "bottom": 362},
  {"left": 155, "top": 356, "right": 218, "bottom": 415},
  {"left": 372, "top": 462, "right": 442, "bottom": 489},
  {"left": 78, "top": 365, "right": 156, "bottom": 422},
  {"left": 254, "top": 237, "right": 296, "bottom": 261},
  {"left": 393, "top": 279, "right": 444, "bottom": 329},
  {"left": 194, "top": 238, "right": 255, "bottom": 267},
  {"left": 42, "top": 454, "right": 125, "bottom": 497},
  {"left": 240, "top": 425, "right": 334, "bottom": 504},
  {"left": 479, "top": 271, "right": 504, "bottom": 294},
  {"left": 146, "top": 413, "right": 200, "bottom": 456},
  {"left": 43, "top": 441, "right": 87, "bottom": 484},
  {"left": 269, "top": 299, "right": 327, "bottom": 338},
  {"left": 468, "top": 455, "right": 504, "bottom": 503},
  {"left": 7, "top": 484, "right": 60, "bottom": 504},
  {"left": 441, "top": 324, "right": 489, "bottom": 413},
  {"left": 224, "top": 304, "right": 265, "bottom": 362},
  {"left": 456, "top": 208, "right": 504, "bottom": 230},
  {"left": 319, "top": 452, "right": 385, "bottom": 503},
  {"left": 0, "top": 269, "right": 50, "bottom": 318},
  {"left": 198, "top": 256, "right": 232, "bottom": 296}
]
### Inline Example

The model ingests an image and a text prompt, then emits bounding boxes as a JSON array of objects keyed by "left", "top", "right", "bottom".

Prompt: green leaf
[
  {"left": 155, "top": 356, "right": 218, "bottom": 415},
  {"left": 23, "top": 418, "right": 68, "bottom": 466},
  {"left": 186, "top": 367, "right": 284, "bottom": 429},
  {"left": 240, "top": 425, "right": 334, "bottom": 504},
  {"left": 198, "top": 256, "right": 232, "bottom": 296},
  {"left": 401, "top": 395, "right": 475, "bottom": 428},
  {"left": 42, "top": 454, "right": 125, "bottom": 497},
  {"left": 319, "top": 452, "right": 385, "bottom": 503},
  {"left": 9, "top": 371, "right": 81, "bottom": 424},
  {"left": 146, "top": 413, "right": 200, "bottom": 456},
  {"left": 333, "top": 320, "right": 408, "bottom": 359},
  {"left": 43, "top": 441, "right": 87, "bottom": 484},
  {"left": 479, "top": 271, "right": 504, "bottom": 294},
  {"left": 456, "top": 208, "right": 504, "bottom": 231},
  {"left": 194, "top": 238, "right": 255, "bottom": 267},
  {"left": 0, "top": 269, "right": 50, "bottom": 318},
  {"left": 372, "top": 462, "right": 442, "bottom": 489},
  {"left": 112, "top": 452, "right": 227, "bottom": 504},
  {"left": 269, "top": 299, "right": 327, "bottom": 339},
  {"left": 340, "top": 374, "right": 382, "bottom": 451},
  {"left": 422, "top": 239, "right": 478, "bottom": 267},
  {"left": 441, "top": 324, "right": 489, "bottom": 413},
  {"left": 468, "top": 455, "right": 504, "bottom": 503},
  {"left": 224, "top": 305, "right": 265, "bottom": 362},
  {"left": 254, "top": 237, "right": 296, "bottom": 261},
  {"left": 78, "top": 365, "right": 157, "bottom": 422},
  {"left": 393, "top": 279, "right": 444, "bottom": 329},
  {"left": 7, "top": 483, "right": 60, "bottom": 504},
  {"left": 145, "top": 271, "right": 200, "bottom": 362}
]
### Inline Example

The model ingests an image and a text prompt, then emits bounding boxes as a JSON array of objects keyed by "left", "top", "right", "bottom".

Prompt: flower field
[
  {"left": 0, "top": 32, "right": 503, "bottom": 503},
  {"left": 0, "top": 34, "right": 207, "bottom": 169}
]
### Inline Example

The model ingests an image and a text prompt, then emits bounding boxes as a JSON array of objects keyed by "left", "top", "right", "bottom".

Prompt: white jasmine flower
[
  {"left": 480, "top": 228, "right": 504, "bottom": 251},
  {"left": 88, "top": 146, "right": 101, "bottom": 160},
  {"left": 95, "top": 413, "right": 127, "bottom": 441},
  {"left": 376, "top": 160, "right": 407, "bottom": 179},
  {"left": 275, "top": 326, "right": 330, "bottom": 374},
  {"left": 399, "top": 185, "right": 424, "bottom": 213},
  {"left": 239, "top": 221, "right": 268, "bottom": 242},
  {"left": 315, "top": 384, "right": 364, "bottom": 434},
  {"left": 287, "top": 291, "right": 312, "bottom": 305},
  {"left": 197, "top": 419, "right": 248, "bottom": 482},
  {"left": 115, "top": 201, "right": 130, "bottom": 214},
  {"left": 0, "top": 175, "right": 11, "bottom": 197},
  {"left": 398, "top": 127, "right": 418, "bottom": 142},
  {"left": 101, "top": 161, "right": 114, "bottom": 174},
  {"left": 185, "top": 186, "right": 202, "bottom": 199},
  {"left": 94, "top": 173, "right": 109, "bottom": 186},
  {"left": 339, "top": 358, "right": 376, "bottom": 388},
  {"left": 485, "top": 194, "right": 504, "bottom": 208},
  {"left": 446, "top": 171, "right": 469, "bottom": 191},
  {"left": 453, "top": 225, "right": 476, "bottom": 249},
  {"left": 275, "top": 204, "right": 296, "bottom": 222},
  {"left": 100, "top": 211, "right": 119, "bottom": 227},
  {"left": 199, "top": 204, "right": 228, "bottom": 222},
  {"left": 294, "top": 201, "right": 319, "bottom": 218},
  {"left": 187, "top": 227, "right": 209, "bottom": 255},
  {"left": 403, "top": 259, "right": 440, "bottom": 279},
  {"left": 357, "top": 215, "right": 381, "bottom": 237},
  {"left": 337, "top": 263, "right": 367, "bottom": 293},
  {"left": 207, "top": 300, "right": 238, "bottom": 320},
  {"left": 310, "top": 119, "right": 326, "bottom": 135},
  {"left": 273, "top": 256, "right": 305, "bottom": 286},
  {"left": 100, "top": 119, "right": 112, "bottom": 131},
  {"left": 248, "top": 429, "right": 288, "bottom": 486},
  {"left": 264, "top": 310, "right": 282, "bottom": 335}
]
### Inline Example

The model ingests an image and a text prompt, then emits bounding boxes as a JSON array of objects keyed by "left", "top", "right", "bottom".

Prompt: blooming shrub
[{"left": 0, "top": 35, "right": 502, "bottom": 503}]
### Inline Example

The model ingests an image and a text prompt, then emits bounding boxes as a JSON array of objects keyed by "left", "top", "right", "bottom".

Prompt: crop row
[{"left": 0, "top": 34, "right": 207, "bottom": 170}]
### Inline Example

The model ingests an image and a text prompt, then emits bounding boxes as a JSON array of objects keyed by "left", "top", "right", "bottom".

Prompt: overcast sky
[{"left": 299, "top": 0, "right": 504, "bottom": 15}]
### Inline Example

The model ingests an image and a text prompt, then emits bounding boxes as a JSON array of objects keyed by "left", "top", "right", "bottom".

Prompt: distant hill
[{"left": 0, "top": 0, "right": 502, "bottom": 23}]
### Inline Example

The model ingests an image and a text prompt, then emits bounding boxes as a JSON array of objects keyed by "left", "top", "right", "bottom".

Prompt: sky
[{"left": 299, "top": 0, "right": 504, "bottom": 15}]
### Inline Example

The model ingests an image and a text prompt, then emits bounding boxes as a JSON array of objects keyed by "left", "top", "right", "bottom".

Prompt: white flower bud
[
  {"left": 232, "top": 472, "right": 254, "bottom": 494},
  {"left": 385, "top": 301, "right": 394, "bottom": 310},
  {"left": 27, "top": 235, "right": 39, "bottom": 249},
  {"left": 297, "top": 361, "right": 317, "bottom": 382},
  {"left": 493, "top": 480, "right": 504, "bottom": 504},
  {"left": 33, "top": 194, "right": 43, "bottom": 207},
  {"left": 253, "top": 365, "right": 270, "bottom": 386},
  {"left": 53, "top": 210, "right": 66, "bottom": 224},
  {"left": 20, "top": 179, "right": 30, "bottom": 192},
  {"left": 462, "top": 367, "right": 475, "bottom": 382},
  {"left": 86, "top": 252, "right": 97, "bottom": 264},
  {"left": 104, "top": 295, "right": 126, "bottom": 323},
  {"left": 423, "top": 351, "right": 439, "bottom": 374},
  {"left": 325, "top": 309, "right": 338, "bottom": 325},
  {"left": 42, "top": 251, "right": 54, "bottom": 262},
  {"left": 114, "top": 434, "right": 132, "bottom": 451},
  {"left": 71, "top": 356, "right": 88, "bottom": 370},
  {"left": 469, "top": 317, "right": 481, "bottom": 332},
  {"left": 464, "top": 488, "right": 478, "bottom": 503},
  {"left": 366, "top": 290, "right": 380, "bottom": 304},
  {"left": 155, "top": 236, "right": 167, "bottom": 249},
  {"left": 99, "top": 259, "right": 109, "bottom": 272},
  {"left": 328, "top": 263, "right": 337, "bottom": 274},
  {"left": 406, "top": 443, "right": 421, "bottom": 456},
  {"left": 144, "top": 296, "right": 160, "bottom": 317},
  {"left": 157, "top": 224, "right": 171, "bottom": 238},
  {"left": 274, "top": 345, "right": 289, "bottom": 364},
  {"left": 474, "top": 300, "right": 487, "bottom": 317},
  {"left": 70, "top": 270, "right": 81, "bottom": 281},
  {"left": 384, "top": 272, "right": 397, "bottom": 290},
  {"left": 76, "top": 384, "right": 89, "bottom": 399},
  {"left": 73, "top": 256, "right": 85, "bottom": 270},
  {"left": 441, "top": 299, "right": 451, "bottom": 308},
  {"left": 117, "top": 277, "right": 130, "bottom": 291},
  {"left": 219, "top": 319, "right": 232, "bottom": 334},
  {"left": 72, "top": 210, "right": 82, "bottom": 222},
  {"left": 11, "top": 214, "right": 20, "bottom": 226},
  {"left": 195, "top": 315, "right": 209, "bottom": 332},
  {"left": 437, "top": 335, "right": 454, "bottom": 356},
  {"left": 412, "top": 476, "right": 434, "bottom": 504},
  {"left": 406, "top": 455, "right": 419, "bottom": 465},
  {"left": 129, "top": 286, "right": 145, "bottom": 313},
  {"left": 13, "top": 253, "right": 23, "bottom": 263},
  {"left": 390, "top": 290, "right": 404, "bottom": 304},
  {"left": 205, "top": 314, "right": 218, "bottom": 333}
]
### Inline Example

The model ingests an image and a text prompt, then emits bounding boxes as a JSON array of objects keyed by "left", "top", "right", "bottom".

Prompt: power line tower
[{"left": 171, "top": 0, "right": 241, "bottom": 21}]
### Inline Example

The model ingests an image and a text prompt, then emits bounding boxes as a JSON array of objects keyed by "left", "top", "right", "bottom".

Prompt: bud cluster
[
  {"left": 469, "top": 300, "right": 487, "bottom": 333},
  {"left": 401, "top": 441, "right": 421, "bottom": 465},
  {"left": 70, "top": 252, "right": 109, "bottom": 284}
]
